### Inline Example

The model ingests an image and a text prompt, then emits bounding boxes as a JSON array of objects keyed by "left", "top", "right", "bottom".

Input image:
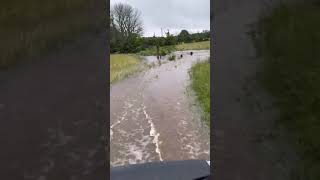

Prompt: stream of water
[{"left": 110, "top": 50, "right": 210, "bottom": 167}]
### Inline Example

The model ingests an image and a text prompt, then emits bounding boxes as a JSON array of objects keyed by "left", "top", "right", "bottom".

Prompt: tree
[
  {"left": 164, "top": 30, "right": 176, "bottom": 46},
  {"left": 177, "top": 30, "right": 191, "bottom": 43},
  {"left": 111, "top": 3, "right": 143, "bottom": 38},
  {"left": 110, "top": 13, "right": 121, "bottom": 53},
  {"left": 110, "top": 3, "right": 144, "bottom": 53}
]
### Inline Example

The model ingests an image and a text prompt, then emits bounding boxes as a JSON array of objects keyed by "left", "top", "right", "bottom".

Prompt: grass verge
[
  {"left": 110, "top": 54, "right": 143, "bottom": 84},
  {"left": 138, "top": 41, "right": 210, "bottom": 56},
  {"left": 254, "top": 2, "right": 320, "bottom": 178},
  {"left": 190, "top": 60, "right": 210, "bottom": 125}
]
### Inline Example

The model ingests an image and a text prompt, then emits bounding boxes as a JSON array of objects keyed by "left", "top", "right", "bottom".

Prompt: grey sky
[{"left": 110, "top": 0, "right": 210, "bottom": 37}]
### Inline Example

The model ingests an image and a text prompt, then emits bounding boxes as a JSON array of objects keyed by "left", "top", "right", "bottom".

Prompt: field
[
  {"left": 175, "top": 41, "right": 210, "bottom": 51},
  {"left": 0, "top": 0, "right": 104, "bottom": 68},
  {"left": 138, "top": 41, "right": 210, "bottom": 56},
  {"left": 190, "top": 60, "right": 210, "bottom": 124},
  {"left": 110, "top": 54, "right": 143, "bottom": 84},
  {"left": 255, "top": 2, "right": 320, "bottom": 178}
]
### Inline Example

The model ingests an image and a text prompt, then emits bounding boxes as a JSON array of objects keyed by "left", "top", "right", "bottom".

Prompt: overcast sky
[{"left": 110, "top": 0, "right": 210, "bottom": 37}]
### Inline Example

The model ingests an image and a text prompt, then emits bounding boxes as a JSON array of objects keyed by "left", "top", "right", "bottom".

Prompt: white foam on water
[
  {"left": 128, "top": 144, "right": 143, "bottom": 164},
  {"left": 177, "top": 115, "right": 210, "bottom": 159},
  {"left": 127, "top": 102, "right": 133, "bottom": 108},
  {"left": 110, "top": 108, "right": 128, "bottom": 140},
  {"left": 111, "top": 158, "right": 126, "bottom": 167},
  {"left": 110, "top": 99, "right": 137, "bottom": 140},
  {"left": 110, "top": 129, "right": 113, "bottom": 139},
  {"left": 138, "top": 135, "right": 152, "bottom": 149},
  {"left": 142, "top": 104, "right": 163, "bottom": 161},
  {"left": 112, "top": 133, "right": 154, "bottom": 166},
  {"left": 111, "top": 100, "right": 158, "bottom": 166}
]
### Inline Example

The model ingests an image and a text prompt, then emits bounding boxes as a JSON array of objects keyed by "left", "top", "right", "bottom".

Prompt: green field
[
  {"left": 110, "top": 54, "right": 143, "bottom": 84},
  {"left": 138, "top": 41, "right": 210, "bottom": 56},
  {"left": 255, "top": 2, "right": 320, "bottom": 178},
  {"left": 190, "top": 60, "right": 210, "bottom": 125},
  {"left": 175, "top": 41, "right": 210, "bottom": 51},
  {"left": 0, "top": 0, "right": 104, "bottom": 68}
]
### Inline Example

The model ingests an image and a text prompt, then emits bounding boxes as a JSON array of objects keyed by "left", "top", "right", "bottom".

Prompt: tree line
[{"left": 110, "top": 3, "right": 210, "bottom": 54}]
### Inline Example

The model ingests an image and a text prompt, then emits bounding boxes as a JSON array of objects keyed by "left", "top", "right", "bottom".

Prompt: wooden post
[{"left": 156, "top": 45, "right": 160, "bottom": 60}]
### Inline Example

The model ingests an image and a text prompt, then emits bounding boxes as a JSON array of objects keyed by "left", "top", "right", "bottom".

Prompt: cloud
[{"left": 110, "top": 0, "right": 210, "bottom": 37}]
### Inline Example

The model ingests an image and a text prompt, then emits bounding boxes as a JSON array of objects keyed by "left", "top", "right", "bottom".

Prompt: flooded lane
[{"left": 110, "top": 50, "right": 210, "bottom": 167}]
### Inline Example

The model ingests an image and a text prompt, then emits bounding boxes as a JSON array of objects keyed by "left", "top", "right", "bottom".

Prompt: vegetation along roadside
[
  {"left": 190, "top": 59, "right": 210, "bottom": 125},
  {"left": 110, "top": 54, "right": 144, "bottom": 84}
]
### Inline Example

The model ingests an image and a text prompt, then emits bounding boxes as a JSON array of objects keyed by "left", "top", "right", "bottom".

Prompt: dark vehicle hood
[{"left": 111, "top": 160, "right": 210, "bottom": 180}]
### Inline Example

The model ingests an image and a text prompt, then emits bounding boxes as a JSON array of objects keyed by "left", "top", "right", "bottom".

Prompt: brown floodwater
[{"left": 110, "top": 50, "right": 210, "bottom": 167}]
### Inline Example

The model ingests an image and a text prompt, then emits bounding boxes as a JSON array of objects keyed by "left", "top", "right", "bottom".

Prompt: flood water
[{"left": 110, "top": 50, "right": 210, "bottom": 167}]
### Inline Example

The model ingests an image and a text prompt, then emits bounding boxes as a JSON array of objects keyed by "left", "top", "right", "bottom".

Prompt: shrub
[{"left": 168, "top": 54, "right": 176, "bottom": 61}]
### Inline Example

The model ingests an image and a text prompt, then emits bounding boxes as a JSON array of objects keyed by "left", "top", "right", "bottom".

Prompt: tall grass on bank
[
  {"left": 175, "top": 41, "right": 210, "bottom": 51},
  {"left": 139, "top": 41, "right": 210, "bottom": 56},
  {"left": 0, "top": 0, "right": 105, "bottom": 69},
  {"left": 254, "top": 2, "right": 320, "bottom": 178},
  {"left": 190, "top": 60, "right": 210, "bottom": 125},
  {"left": 110, "top": 54, "right": 143, "bottom": 84}
]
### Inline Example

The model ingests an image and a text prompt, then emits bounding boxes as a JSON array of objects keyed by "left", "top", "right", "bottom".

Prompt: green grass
[
  {"left": 0, "top": 0, "right": 105, "bottom": 69},
  {"left": 110, "top": 54, "right": 143, "bottom": 84},
  {"left": 138, "top": 46, "right": 175, "bottom": 56},
  {"left": 255, "top": 2, "right": 320, "bottom": 178},
  {"left": 175, "top": 41, "right": 210, "bottom": 51},
  {"left": 138, "top": 41, "right": 210, "bottom": 56},
  {"left": 190, "top": 60, "right": 210, "bottom": 125}
]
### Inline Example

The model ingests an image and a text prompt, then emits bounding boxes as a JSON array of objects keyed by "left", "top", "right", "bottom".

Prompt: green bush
[
  {"left": 160, "top": 49, "right": 167, "bottom": 56},
  {"left": 168, "top": 54, "right": 176, "bottom": 61}
]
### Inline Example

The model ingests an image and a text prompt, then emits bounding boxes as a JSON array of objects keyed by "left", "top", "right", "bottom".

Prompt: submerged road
[{"left": 110, "top": 50, "right": 210, "bottom": 167}]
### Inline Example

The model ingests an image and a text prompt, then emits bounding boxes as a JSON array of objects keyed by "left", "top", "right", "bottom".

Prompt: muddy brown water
[{"left": 110, "top": 50, "right": 210, "bottom": 167}]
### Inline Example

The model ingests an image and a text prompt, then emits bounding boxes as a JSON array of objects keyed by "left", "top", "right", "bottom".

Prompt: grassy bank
[
  {"left": 190, "top": 60, "right": 210, "bottom": 125},
  {"left": 175, "top": 41, "right": 210, "bottom": 51},
  {"left": 110, "top": 54, "right": 143, "bottom": 84},
  {"left": 255, "top": 2, "right": 320, "bottom": 178},
  {"left": 0, "top": 0, "right": 105, "bottom": 69},
  {"left": 139, "top": 41, "right": 210, "bottom": 56}
]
